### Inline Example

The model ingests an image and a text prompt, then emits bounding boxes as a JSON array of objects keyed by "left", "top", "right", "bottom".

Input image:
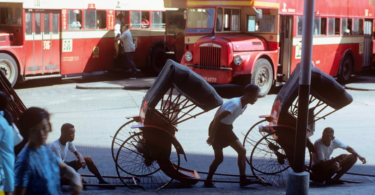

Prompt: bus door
[
  {"left": 25, "top": 11, "right": 60, "bottom": 76},
  {"left": 279, "top": 15, "right": 293, "bottom": 81},
  {"left": 362, "top": 19, "right": 372, "bottom": 68}
]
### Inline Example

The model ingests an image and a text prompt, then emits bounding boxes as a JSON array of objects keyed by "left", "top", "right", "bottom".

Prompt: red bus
[
  {"left": 0, "top": 0, "right": 179, "bottom": 86},
  {"left": 181, "top": 0, "right": 375, "bottom": 96}
]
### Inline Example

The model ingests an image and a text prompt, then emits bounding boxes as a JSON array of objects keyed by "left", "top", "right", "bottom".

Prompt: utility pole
[{"left": 286, "top": 0, "right": 315, "bottom": 194}]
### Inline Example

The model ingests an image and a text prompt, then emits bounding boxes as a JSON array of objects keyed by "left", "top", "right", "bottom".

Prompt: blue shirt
[
  {"left": 0, "top": 111, "right": 14, "bottom": 191},
  {"left": 15, "top": 145, "right": 63, "bottom": 195}
]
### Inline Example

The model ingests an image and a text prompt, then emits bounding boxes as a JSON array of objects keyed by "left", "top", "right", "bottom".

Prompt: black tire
[
  {"left": 338, "top": 56, "right": 353, "bottom": 83},
  {"left": 242, "top": 119, "right": 269, "bottom": 165},
  {"left": 0, "top": 53, "right": 18, "bottom": 87},
  {"left": 111, "top": 120, "right": 139, "bottom": 162},
  {"left": 250, "top": 132, "right": 312, "bottom": 186},
  {"left": 151, "top": 47, "right": 167, "bottom": 75},
  {"left": 251, "top": 59, "right": 273, "bottom": 97},
  {"left": 115, "top": 132, "right": 181, "bottom": 189}
]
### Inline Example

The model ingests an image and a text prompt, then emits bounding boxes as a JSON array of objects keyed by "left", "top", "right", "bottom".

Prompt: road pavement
[{"left": 14, "top": 70, "right": 375, "bottom": 194}]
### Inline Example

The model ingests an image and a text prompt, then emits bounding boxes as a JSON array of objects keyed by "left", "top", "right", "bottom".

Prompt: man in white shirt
[
  {"left": 50, "top": 123, "right": 109, "bottom": 185},
  {"left": 311, "top": 127, "right": 366, "bottom": 184},
  {"left": 205, "top": 84, "right": 260, "bottom": 187},
  {"left": 116, "top": 24, "right": 140, "bottom": 76}
]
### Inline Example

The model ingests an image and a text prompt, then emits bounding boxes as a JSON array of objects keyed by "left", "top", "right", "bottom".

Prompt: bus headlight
[
  {"left": 185, "top": 51, "right": 193, "bottom": 62},
  {"left": 234, "top": 55, "right": 243, "bottom": 65}
]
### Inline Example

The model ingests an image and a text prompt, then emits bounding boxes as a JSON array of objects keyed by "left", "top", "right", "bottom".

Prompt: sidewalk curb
[
  {"left": 344, "top": 84, "right": 375, "bottom": 91},
  {"left": 75, "top": 85, "right": 150, "bottom": 90}
]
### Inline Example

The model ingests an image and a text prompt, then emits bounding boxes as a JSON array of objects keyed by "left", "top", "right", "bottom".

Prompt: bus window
[
  {"left": 131, "top": 11, "right": 150, "bottom": 29},
  {"left": 334, "top": 18, "right": 340, "bottom": 35},
  {"left": 247, "top": 16, "right": 256, "bottom": 32},
  {"left": 44, "top": 13, "right": 50, "bottom": 34},
  {"left": 187, "top": 8, "right": 215, "bottom": 29},
  {"left": 151, "top": 11, "right": 165, "bottom": 28},
  {"left": 85, "top": 10, "right": 96, "bottom": 29},
  {"left": 358, "top": 19, "right": 364, "bottom": 35},
  {"left": 52, "top": 13, "right": 58, "bottom": 34},
  {"left": 341, "top": 18, "right": 351, "bottom": 35},
  {"left": 216, "top": 8, "right": 223, "bottom": 31},
  {"left": 258, "top": 15, "right": 275, "bottom": 32},
  {"left": 224, "top": 9, "right": 240, "bottom": 31},
  {"left": 35, "top": 13, "right": 41, "bottom": 35},
  {"left": 313, "top": 17, "right": 321, "bottom": 35},
  {"left": 328, "top": 18, "right": 340, "bottom": 35},
  {"left": 297, "top": 17, "right": 302, "bottom": 35},
  {"left": 320, "top": 18, "right": 327, "bottom": 35},
  {"left": 25, "top": 12, "right": 32, "bottom": 35},
  {"left": 96, "top": 11, "right": 106, "bottom": 29},
  {"left": 68, "top": 10, "right": 82, "bottom": 30},
  {"left": 0, "top": 7, "right": 22, "bottom": 25}
]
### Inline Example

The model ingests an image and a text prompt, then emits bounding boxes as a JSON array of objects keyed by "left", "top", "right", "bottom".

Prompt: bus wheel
[
  {"left": 0, "top": 53, "right": 18, "bottom": 87},
  {"left": 338, "top": 56, "right": 353, "bottom": 83},
  {"left": 151, "top": 47, "right": 167, "bottom": 75},
  {"left": 251, "top": 59, "right": 273, "bottom": 97}
]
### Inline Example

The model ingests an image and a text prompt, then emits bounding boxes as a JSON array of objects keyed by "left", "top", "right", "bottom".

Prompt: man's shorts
[
  {"left": 65, "top": 160, "right": 80, "bottom": 171},
  {"left": 211, "top": 122, "right": 239, "bottom": 150}
]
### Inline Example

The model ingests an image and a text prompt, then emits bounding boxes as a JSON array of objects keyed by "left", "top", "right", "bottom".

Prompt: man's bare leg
[
  {"left": 83, "top": 156, "right": 107, "bottom": 183},
  {"left": 205, "top": 148, "right": 224, "bottom": 187},
  {"left": 230, "top": 140, "right": 253, "bottom": 186},
  {"left": 333, "top": 154, "right": 357, "bottom": 180}
]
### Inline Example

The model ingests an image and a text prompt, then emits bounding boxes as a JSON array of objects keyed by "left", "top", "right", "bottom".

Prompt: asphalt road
[{"left": 14, "top": 72, "right": 375, "bottom": 194}]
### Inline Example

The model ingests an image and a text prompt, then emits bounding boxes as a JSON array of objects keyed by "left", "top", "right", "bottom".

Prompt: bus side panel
[
  {"left": 60, "top": 37, "right": 84, "bottom": 74},
  {"left": 82, "top": 32, "right": 112, "bottom": 72}
]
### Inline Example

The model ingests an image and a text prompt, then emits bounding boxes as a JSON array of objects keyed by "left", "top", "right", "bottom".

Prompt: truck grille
[{"left": 199, "top": 46, "right": 221, "bottom": 69}]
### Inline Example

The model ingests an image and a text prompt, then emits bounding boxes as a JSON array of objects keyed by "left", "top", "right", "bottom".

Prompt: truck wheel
[
  {"left": 151, "top": 47, "right": 167, "bottom": 75},
  {"left": 251, "top": 59, "right": 273, "bottom": 97},
  {"left": 0, "top": 53, "right": 18, "bottom": 87},
  {"left": 338, "top": 56, "right": 353, "bottom": 83}
]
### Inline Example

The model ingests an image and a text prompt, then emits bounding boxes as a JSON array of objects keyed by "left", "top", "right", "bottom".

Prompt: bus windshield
[{"left": 186, "top": 8, "right": 215, "bottom": 33}]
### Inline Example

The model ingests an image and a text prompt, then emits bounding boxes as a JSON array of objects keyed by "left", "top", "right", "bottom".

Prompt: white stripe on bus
[{"left": 293, "top": 36, "right": 364, "bottom": 46}]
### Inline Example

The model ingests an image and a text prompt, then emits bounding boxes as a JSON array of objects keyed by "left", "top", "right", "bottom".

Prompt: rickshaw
[
  {"left": 242, "top": 64, "right": 353, "bottom": 186},
  {"left": 112, "top": 60, "right": 268, "bottom": 189}
]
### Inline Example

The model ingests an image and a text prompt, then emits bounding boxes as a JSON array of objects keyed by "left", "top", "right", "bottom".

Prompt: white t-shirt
[
  {"left": 120, "top": 29, "right": 136, "bottom": 52},
  {"left": 50, "top": 139, "right": 77, "bottom": 161},
  {"left": 114, "top": 18, "right": 121, "bottom": 37},
  {"left": 215, "top": 97, "right": 247, "bottom": 125},
  {"left": 312, "top": 138, "right": 348, "bottom": 165}
]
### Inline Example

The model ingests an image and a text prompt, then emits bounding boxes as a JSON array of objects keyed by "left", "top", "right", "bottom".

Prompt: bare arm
[
  {"left": 206, "top": 111, "right": 231, "bottom": 145},
  {"left": 59, "top": 162, "right": 82, "bottom": 195},
  {"left": 74, "top": 151, "right": 86, "bottom": 168},
  {"left": 346, "top": 146, "right": 366, "bottom": 164}
]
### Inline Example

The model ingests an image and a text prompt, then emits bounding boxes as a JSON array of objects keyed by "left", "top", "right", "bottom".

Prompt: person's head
[
  {"left": 123, "top": 24, "right": 129, "bottom": 31},
  {"left": 242, "top": 84, "right": 260, "bottom": 105},
  {"left": 19, "top": 107, "right": 51, "bottom": 147},
  {"left": 61, "top": 123, "right": 75, "bottom": 142},
  {"left": 322, "top": 127, "right": 335, "bottom": 142},
  {"left": 0, "top": 91, "right": 8, "bottom": 111}
]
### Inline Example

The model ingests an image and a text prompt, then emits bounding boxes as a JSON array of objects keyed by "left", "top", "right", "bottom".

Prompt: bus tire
[
  {"left": 251, "top": 59, "right": 273, "bottom": 97},
  {"left": 151, "top": 47, "right": 167, "bottom": 75},
  {"left": 0, "top": 53, "right": 18, "bottom": 87},
  {"left": 338, "top": 56, "right": 353, "bottom": 83}
]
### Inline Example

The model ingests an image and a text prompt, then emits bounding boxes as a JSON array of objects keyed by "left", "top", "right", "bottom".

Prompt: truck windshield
[{"left": 186, "top": 8, "right": 215, "bottom": 33}]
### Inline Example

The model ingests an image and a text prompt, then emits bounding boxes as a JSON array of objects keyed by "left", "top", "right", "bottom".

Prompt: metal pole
[{"left": 293, "top": 0, "right": 315, "bottom": 173}]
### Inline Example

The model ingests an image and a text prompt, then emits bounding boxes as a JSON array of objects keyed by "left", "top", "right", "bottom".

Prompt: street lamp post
[{"left": 286, "top": 0, "right": 315, "bottom": 194}]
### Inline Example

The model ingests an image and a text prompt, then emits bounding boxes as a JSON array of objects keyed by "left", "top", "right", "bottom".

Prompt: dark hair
[
  {"left": 243, "top": 84, "right": 260, "bottom": 96},
  {"left": 323, "top": 127, "right": 334, "bottom": 134},
  {"left": 19, "top": 107, "right": 50, "bottom": 138},
  {"left": 61, "top": 123, "right": 74, "bottom": 134},
  {"left": 124, "top": 24, "right": 129, "bottom": 28}
]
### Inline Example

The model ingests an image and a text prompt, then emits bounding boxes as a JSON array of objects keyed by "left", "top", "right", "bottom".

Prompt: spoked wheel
[
  {"left": 115, "top": 132, "right": 181, "bottom": 189},
  {"left": 250, "top": 133, "right": 312, "bottom": 186},
  {"left": 243, "top": 119, "right": 269, "bottom": 165},
  {"left": 111, "top": 120, "right": 140, "bottom": 162}
]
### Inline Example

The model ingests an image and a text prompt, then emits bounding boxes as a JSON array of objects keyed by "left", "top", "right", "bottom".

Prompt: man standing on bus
[
  {"left": 205, "top": 84, "right": 260, "bottom": 187},
  {"left": 116, "top": 24, "right": 140, "bottom": 76},
  {"left": 311, "top": 127, "right": 366, "bottom": 184}
]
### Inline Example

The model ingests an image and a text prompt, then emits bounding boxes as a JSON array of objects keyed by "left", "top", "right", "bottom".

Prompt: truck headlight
[
  {"left": 234, "top": 55, "right": 243, "bottom": 65},
  {"left": 185, "top": 51, "right": 193, "bottom": 62}
]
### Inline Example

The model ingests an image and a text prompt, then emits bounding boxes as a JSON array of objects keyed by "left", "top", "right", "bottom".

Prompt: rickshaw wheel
[
  {"left": 250, "top": 133, "right": 312, "bottom": 186},
  {"left": 111, "top": 120, "right": 139, "bottom": 162},
  {"left": 115, "top": 132, "right": 181, "bottom": 189},
  {"left": 242, "top": 119, "right": 269, "bottom": 165}
]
